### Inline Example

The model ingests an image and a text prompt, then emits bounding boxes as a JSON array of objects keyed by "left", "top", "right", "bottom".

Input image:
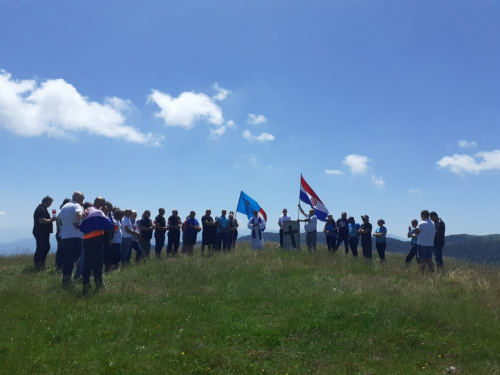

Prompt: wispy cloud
[
  {"left": 371, "top": 175, "right": 385, "bottom": 188},
  {"left": 343, "top": 155, "right": 371, "bottom": 175},
  {"left": 212, "top": 82, "right": 231, "bottom": 101},
  {"left": 247, "top": 113, "right": 268, "bottom": 125},
  {"left": 0, "top": 70, "right": 162, "bottom": 146},
  {"left": 226, "top": 120, "right": 236, "bottom": 128},
  {"left": 242, "top": 129, "right": 275, "bottom": 143},
  {"left": 458, "top": 140, "right": 478, "bottom": 148},
  {"left": 209, "top": 126, "right": 226, "bottom": 140},
  {"left": 249, "top": 156, "right": 272, "bottom": 170},
  {"left": 409, "top": 188, "right": 422, "bottom": 194},
  {"left": 325, "top": 169, "right": 344, "bottom": 175},
  {"left": 148, "top": 83, "right": 231, "bottom": 129},
  {"left": 437, "top": 150, "right": 500, "bottom": 175}
]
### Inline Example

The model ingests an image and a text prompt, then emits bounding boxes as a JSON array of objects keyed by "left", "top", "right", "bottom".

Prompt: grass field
[{"left": 1, "top": 243, "right": 500, "bottom": 374}]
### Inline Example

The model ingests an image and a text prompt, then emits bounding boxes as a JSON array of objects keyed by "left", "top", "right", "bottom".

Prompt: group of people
[{"left": 31, "top": 193, "right": 446, "bottom": 293}]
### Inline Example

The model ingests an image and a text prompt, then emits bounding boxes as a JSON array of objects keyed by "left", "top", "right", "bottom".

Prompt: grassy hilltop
[{"left": 1, "top": 244, "right": 500, "bottom": 375}]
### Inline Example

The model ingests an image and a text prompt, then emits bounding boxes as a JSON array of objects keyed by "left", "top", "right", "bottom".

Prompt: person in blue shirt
[
  {"left": 215, "top": 210, "right": 228, "bottom": 251},
  {"left": 184, "top": 211, "right": 201, "bottom": 255},
  {"left": 405, "top": 219, "right": 419, "bottom": 265},
  {"left": 347, "top": 216, "right": 360, "bottom": 258},
  {"left": 373, "top": 219, "right": 387, "bottom": 263},
  {"left": 323, "top": 214, "right": 337, "bottom": 252}
]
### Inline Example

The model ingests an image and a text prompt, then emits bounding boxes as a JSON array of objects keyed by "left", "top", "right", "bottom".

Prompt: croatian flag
[
  {"left": 299, "top": 175, "right": 329, "bottom": 222},
  {"left": 236, "top": 191, "right": 267, "bottom": 222}
]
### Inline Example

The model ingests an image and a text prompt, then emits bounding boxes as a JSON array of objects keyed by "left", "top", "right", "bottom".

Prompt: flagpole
[{"left": 297, "top": 174, "right": 301, "bottom": 220}]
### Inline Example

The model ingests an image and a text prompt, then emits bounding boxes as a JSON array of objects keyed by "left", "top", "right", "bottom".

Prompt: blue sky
[{"left": 0, "top": 1, "right": 499, "bottom": 243}]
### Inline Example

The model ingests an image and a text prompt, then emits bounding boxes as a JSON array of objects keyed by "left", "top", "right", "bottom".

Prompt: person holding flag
[
  {"left": 298, "top": 204, "right": 318, "bottom": 251},
  {"left": 247, "top": 210, "right": 266, "bottom": 249},
  {"left": 299, "top": 175, "right": 329, "bottom": 221}
]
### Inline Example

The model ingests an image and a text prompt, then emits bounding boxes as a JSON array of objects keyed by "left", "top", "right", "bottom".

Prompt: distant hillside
[{"left": 238, "top": 232, "right": 500, "bottom": 264}]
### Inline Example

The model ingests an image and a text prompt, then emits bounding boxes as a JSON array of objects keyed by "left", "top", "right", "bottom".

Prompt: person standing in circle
[
  {"left": 32, "top": 195, "right": 57, "bottom": 271},
  {"left": 373, "top": 219, "right": 387, "bottom": 263},
  {"left": 358, "top": 215, "right": 373, "bottom": 259}
]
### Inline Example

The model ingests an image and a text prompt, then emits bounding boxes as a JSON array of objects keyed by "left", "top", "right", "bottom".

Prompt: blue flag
[{"left": 236, "top": 191, "right": 268, "bottom": 221}]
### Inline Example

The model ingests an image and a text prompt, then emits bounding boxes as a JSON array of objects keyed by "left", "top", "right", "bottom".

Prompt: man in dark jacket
[
  {"left": 33, "top": 196, "right": 57, "bottom": 271},
  {"left": 430, "top": 211, "right": 445, "bottom": 269}
]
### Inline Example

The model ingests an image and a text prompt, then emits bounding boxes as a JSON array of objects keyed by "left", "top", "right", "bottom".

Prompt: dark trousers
[
  {"left": 215, "top": 232, "right": 227, "bottom": 251},
  {"left": 104, "top": 242, "right": 113, "bottom": 272},
  {"left": 127, "top": 240, "right": 142, "bottom": 263},
  {"left": 111, "top": 243, "right": 122, "bottom": 268},
  {"left": 33, "top": 232, "right": 51, "bottom": 267},
  {"left": 155, "top": 235, "right": 165, "bottom": 256},
  {"left": 139, "top": 238, "right": 151, "bottom": 258},
  {"left": 61, "top": 237, "right": 82, "bottom": 282},
  {"left": 336, "top": 234, "right": 349, "bottom": 253},
  {"left": 279, "top": 229, "right": 284, "bottom": 247},
  {"left": 167, "top": 231, "right": 180, "bottom": 255},
  {"left": 434, "top": 245, "right": 444, "bottom": 268},
  {"left": 376, "top": 242, "right": 386, "bottom": 262},
  {"left": 348, "top": 237, "right": 359, "bottom": 257},
  {"left": 83, "top": 235, "right": 104, "bottom": 289},
  {"left": 326, "top": 236, "right": 336, "bottom": 251},
  {"left": 55, "top": 234, "right": 64, "bottom": 270},
  {"left": 405, "top": 245, "right": 418, "bottom": 265},
  {"left": 361, "top": 240, "right": 372, "bottom": 259}
]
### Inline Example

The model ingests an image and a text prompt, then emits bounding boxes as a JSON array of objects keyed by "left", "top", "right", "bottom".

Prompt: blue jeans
[
  {"left": 336, "top": 234, "right": 349, "bottom": 253},
  {"left": 306, "top": 230, "right": 317, "bottom": 251},
  {"left": 215, "top": 232, "right": 227, "bottom": 251},
  {"left": 74, "top": 241, "right": 85, "bottom": 279},
  {"left": 121, "top": 238, "right": 132, "bottom": 264},
  {"left": 127, "top": 240, "right": 142, "bottom": 263},
  {"left": 417, "top": 245, "right": 434, "bottom": 259},
  {"left": 61, "top": 237, "right": 82, "bottom": 282},
  {"left": 348, "top": 237, "right": 359, "bottom": 257},
  {"left": 434, "top": 245, "right": 444, "bottom": 268}
]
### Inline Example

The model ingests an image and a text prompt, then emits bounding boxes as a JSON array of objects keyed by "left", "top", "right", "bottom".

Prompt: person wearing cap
[
  {"left": 373, "top": 219, "right": 387, "bottom": 263},
  {"left": 347, "top": 216, "right": 360, "bottom": 257},
  {"left": 413, "top": 210, "right": 436, "bottom": 272},
  {"left": 298, "top": 204, "right": 318, "bottom": 252},
  {"left": 358, "top": 215, "right": 373, "bottom": 259},
  {"left": 32, "top": 195, "right": 57, "bottom": 271},
  {"left": 336, "top": 212, "right": 349, "bottom": 254},
  {"left": 278, "top": 209, "right": 292, "bottom": 248},
  {"left": 430, "top": 211, "right": 445, "bottom": 269},
  {"left": 323, "top": 214, "right": 337, "bottom": 252}
]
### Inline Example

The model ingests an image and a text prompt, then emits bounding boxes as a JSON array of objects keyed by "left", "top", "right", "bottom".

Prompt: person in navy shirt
[
  {"left": 358, "top": 215, "right": 373, "bottom": 259},
  {"left": 373, "top": 219, "right": 387, "bottom": 263},
  {"left": 347, "top": 216, "right": 360, "bottom": 258},
  {"left": 336, "top": 212, "right": 349, "bottom": 254},
  {"left": 323, "top": 214, "right": 337, "bottom": 252}
]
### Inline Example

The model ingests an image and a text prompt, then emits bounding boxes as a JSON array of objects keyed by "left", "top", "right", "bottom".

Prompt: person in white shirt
[
  {"left": 121, "top": 209, "right": 140, "bottom": 265},
  {"left": 111, "top": 210, "right": 124, "bottom": 270},
  {"left": 278, "top": 208, "right": 292, "bottom": 248},
  {"left": 413, "top": 210, "right": 436, "bottom": 272},
  {"left": 57, "top": 191, "right": 84, "bottom": 285},
  {"left": 298, "top": 204, "right": 318, "bottom": 252},
  {"left": 129, "top": 210, "right": 143, "bottom": 263}
]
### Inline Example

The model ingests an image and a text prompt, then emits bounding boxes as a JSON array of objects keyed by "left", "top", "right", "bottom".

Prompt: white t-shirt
[
  {"left": 131, "top": 218, "right": 139, "bottom": 240},
  {"left": 58, "top": 201, "right": 84, "bottom": 239},
  {"left": 417, "top": 218, "right": 436, "bottom": 246},
  {"left": 122, "top": 216, "right": 132, "bottom": 238},
  {"left": 113, "top": 219, "right": 122, "bottom": 243},
  {"left": 304, "top": 215, "right": 318, "bottom": 233},
  {"left": 279, "top": 214, "right": 292, "bottom": 228}
]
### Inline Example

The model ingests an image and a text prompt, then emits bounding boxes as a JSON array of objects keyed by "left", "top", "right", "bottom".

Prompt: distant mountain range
[{"left": 2, "top": 233, "right": 500, "bottom": 264}]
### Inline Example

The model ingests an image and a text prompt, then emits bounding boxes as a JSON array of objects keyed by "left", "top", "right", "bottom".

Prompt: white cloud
[
  {"left": 325, "top": 169, "right": 344, "bottom": 175},
  {"left": 242, "top": 129, "right": 275, "bottom": 143},
  {"left": 409, "top": 188, "right": 422, "bottom": 194},
  {"left": 247, "top": 113, "right": 267, "bottom": 125},
  {"left": 343, "top": 155, "right": 371, "bottom": 175},
  {"left": 209, "top": 126, "right": 226, "bottom": 140},
  {"left": 148, "top": 87, "right": 225, "bottom": 129},
  {"left": 0, "top": 211, "right": 5, "bottom": 216},
  {"left": 371, "top": 175, "right": 385, "bottom": 188},
  {"left": 212, "top": 83, "right": 231, "bottom": 101},
  {"left": 0, "top": 70, "right": 162, "bottom": 146},
  {"left": 226, "top": 120, "right": 236, "bottom": 128},
  {"left": 250, "top": 156, "right": 257, "bottom": 163},
  {"left": 458, "top": 140, "right": 478, "bottom": 148},
  {"left": 436, "top": 150, "right": 500, "bottom": 174}
]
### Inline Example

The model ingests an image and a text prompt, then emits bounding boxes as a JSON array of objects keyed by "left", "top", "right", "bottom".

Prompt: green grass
[{"left": 1, "top": 243, "right": 500, "bottom": 374}]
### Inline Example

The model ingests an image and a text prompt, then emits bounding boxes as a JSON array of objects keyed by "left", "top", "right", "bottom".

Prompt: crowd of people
[{"left": 31, "top": 193, "right": 446, "bottom": 293}]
